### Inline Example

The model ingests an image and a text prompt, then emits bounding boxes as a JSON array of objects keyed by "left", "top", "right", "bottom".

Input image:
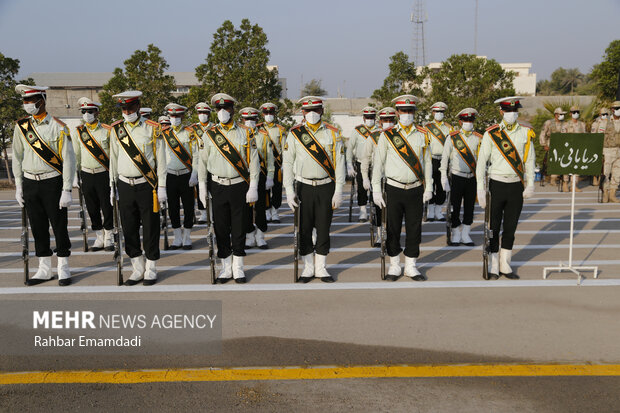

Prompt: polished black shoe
[
  {"left": 124, "top": 279, "right": 142, "bottom": 286},
  {"left": 168, "top": 245, "right": 180, "bottom": 250},
  {"left": 215, "top": 277, "right": 231, "bottom": 284},
  {"left": 320, "top": 276, "right": 335, "bottom": 283},
  {"left": 412, "top": 274, "right": 427, "bottom": 282},
  {"left": 26, "top": 278, "right": 51, "bottom": 286},
  {"left": 298, "top": 276, "right": 313, "bottom": 284},
  {"left": 426, "top": 218, "right": 435, "bottom": 222},
  {"left": 502, "top": 272, "right": 520, "bottom": 280},
  {"left": 385, "top": 274, "right": 398, "bottom": 282},
  {"left": 373, "top": 242, "right": 381, "bottom": 248},
  {"left": 104, "top": 246, "right": 114, "bottom": 252},
  {"left": 245, "top": 245, "right": 254, "bottom": 249},
  {"left": 462, "top": 242, "right": 475, "bottom": 247},
  {"left": 143, "top": 279, "right": 157, "bottom": 286},
  {"left": 272, "top": 219, "right": 280, "bottom": 224},
  {"left": 182, "top": 245, "right": 192, "bottom": 250},
  {"left": 90, "top": 246, "right": 103, "bottom": 252},
  {"left": 198, "top": 219, "right": 207, "bottom": 225},
  {"left": 58, "top": 278, "right": 72, "bottom": 287},
  {"left": 487, "top": 273, "right": 500, "bottom": 280},
  {"left": 235, "top": 277, "right": 247, "bottom": 284}
]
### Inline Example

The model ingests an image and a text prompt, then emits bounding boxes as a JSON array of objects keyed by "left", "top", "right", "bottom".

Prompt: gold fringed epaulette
[
  {"left": 52, "top": 116, "right": 66, "bottom": 127},
  {"left": 145, "top": 119, "right": 159, "bottom": 127},
  {"left": 101, "top": 124, "right": 112, "bottom": 130},
  {"left": 324, "top": 122, "right": 338, "bottom": 132},
  {"left": 111, "top": 120, "right": 123, "bottom": 127},
  {"left": 474, "top": 131, "right": 483, "bottom": 138},
  {"left": 290, "top": 123, "right": 303, "bottom": 130},
  {"left": 416, "top": 125, "right": 427, "bottom": 134},
  {"left": 486, "top": 124, "right": 499, "bottom": 132}
]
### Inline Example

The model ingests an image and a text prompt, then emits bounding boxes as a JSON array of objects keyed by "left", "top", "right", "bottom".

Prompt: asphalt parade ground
[{"left": 1, "top": 183, "right": 620, "bottom": 412}]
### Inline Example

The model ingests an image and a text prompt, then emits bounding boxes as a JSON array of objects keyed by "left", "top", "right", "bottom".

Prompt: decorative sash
[
  {"left": 355, "top": 125, "right": 372, "bottom": 139},
  {"left": 383, "top": 128, "right": 424, "bottom": 184},
  {"left": 259, "top": 127, "right": 281, "bottom": 169},
  {"left": 290, "top": 125, "right": 335, "bottom": 181},
  {"left": 426, "top": 123, "right": 447, "bottom": 145},
  {"left": 370, "top": 131, "right": 381, "bottom": 145},
  {"left": 488, "top": 127, "right": 525, "bottom": 184},
  {"left": 112, "top": 122, "right": 158, "bottom": 189},
  {"left": 205, "top": 126, "right": 250, "bottom": 183},
  {"left": 17, "top": 118, "right": 62, "bottom": 174},
  {"left": 450, "top": 132, "right": 477, "bottom": 174},
  {"left": 77, "top": 124, "right": 109, "bottom": 171},
  {"left": 191, "top": 124, "right": 206, "bottom": 149},
  {"left": 162, "top": 127, "right": 193, "bottom": 171}
]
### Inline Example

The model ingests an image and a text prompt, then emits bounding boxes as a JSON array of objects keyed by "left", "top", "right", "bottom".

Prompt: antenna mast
[{"left": 410, "top": 0, "right": 428, "bottom": 67}]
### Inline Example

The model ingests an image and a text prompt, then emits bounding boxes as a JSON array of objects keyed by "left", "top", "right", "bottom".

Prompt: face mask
[
  {"left": 461, "top": 122, "right": 474, "bottom": 132},
  {"left": 83, "top": 113, "right": 96, "bottom": 124},
  {"left": 572, "top": 112, "right": 580, "bottom": 120},
  {"left": 170, "top": 116, "right": 182, "bottom": 127},
  {"left": 304, "top": 111, "right": 321, "bottom": 125},
  {"left": 503, "top": 112, "right": 518, "bottom": 125},
  {"left": 23, "top": 103, "right": 39, "bottom": 115},
  {"left": 217, "top": 109, "right": 231, "bottom": 124},
  {"left": 383, "top": 122, "right": 394, "bottom": 129},
  {"left": 364, "top": 119, "right": 375, "bottom": 128},
  {"left": 434, "top": 112, "right": 445, "bottom": 122},
  {"left": 399, "top": 113, "right": 414, "bottom": 126},
  {"left": 558, "top": 114, "right": 565, "bottom": 121},
  {"left": 601, "top": 114, "right": 609, "bottom": 121},
  {"left": 264, "top": 114, "right": 275, "bottom": 123},
  {"left": 123, "top": 112, "right": 139, "bottom": 123},
  {"left": 198, "top": 114, "right": 210, "bottom": 124},
  {"left": 614, "top": 109, "right": 620, "bottom": 117},
  {"left": 244, "top": 120, "right": 256, "bottom": 128}
]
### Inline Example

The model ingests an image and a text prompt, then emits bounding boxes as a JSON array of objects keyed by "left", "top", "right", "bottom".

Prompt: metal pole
[{"left": 569, "top": 175, "right": 576, "bottom": 267}]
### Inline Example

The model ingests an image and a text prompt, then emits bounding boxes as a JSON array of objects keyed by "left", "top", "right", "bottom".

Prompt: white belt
[
  {"left": 81, "top": 166, "right": 107, "bottom": 174},
  {"left": 296, "top": 176, "right": 332, "bottom": 186},
  {"left": 432, "top": 155, "right": 442, "bottom": 160},
  {"left": 386, "top": 178, "right": 422, "bottom": 190},
  {"left": 118, "top": 175, "right": 147, "bottom": 185},
  {"left": 24, "top": 171, "right": 60, "bottom": 181},
  {"left": 490, "top": 174, "right": 522, "bottom": 184},
  {"left": 452, "top": 170, "right": 475, "bottom": 179},
  {"left": 212, "top": 175, "right": 245, "bottom": 185},
  {"left": 167, "top": 168, "right": 190, "bottom": 176}
]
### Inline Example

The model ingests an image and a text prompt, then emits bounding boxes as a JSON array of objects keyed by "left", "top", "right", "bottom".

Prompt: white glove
[
  {"left": 199, "top": 182, "right": 207, "bottom": 207},
  {"left": 441, "top": 175, "right": 450, "bottom": 192},
  {"left": 477, "top": 189, "right": 486, "bottom": 209},
  {"left": 422, "top": 191, "right": 433, "bottom": 203},
  {"left": 362, "top": 177, "right": 371, "bottom": 191},
  {"left": 373, "top": 191, "right": 385, "bottom": 209},
  {"left": 265, "top": 177, "right": 274, "bottom": 190},
  {"left": 246, "top": 183, "right": 258, "bottom": 203},
  {"left": 331, "top": 191, "right": 343, "bottom": 209},
  {"left": 73, "top": 175, "right": 79, "bottom": 188},
  {"left": 15, "top": 185, "right": 24, "bottom": 208},
  {"left": 188, "top": 171, "right": 198, "bottom": 187},
  {"left": 347, "top": 164, "right": 356, "bottom": 177},
  {"left": 286, "top": 189, "right": 298, "bottom": 210},
  {"left": 59, "top": 190, "right": 72, "bottom": 209},
  {"left": 158, "top": 186, "right": 167, "bottom": 205},
  {"left": 523, "top": 185, "right": 534, "bottom": 199},
  {"left": 109, "top": 187, "right": 118, "bottom": 206}
]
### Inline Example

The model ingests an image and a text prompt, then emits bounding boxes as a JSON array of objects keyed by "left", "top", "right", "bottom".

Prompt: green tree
[
  {"left": 591, "top": 39, "right": 620, "bottom": 100},
  {"left": 371, "top": 51, "right": 422, "bottom": 109},
  {"left": 300, "top": 79, "right": 327, "bottom": 97},
  {"left": 191, "top": 19, "right": 282, "bottom": 120},
  {"left": 98, "top": 44, "right": 176, "bottom": 123},
  {"left": 0, "top": 53, "right": 34, "bottom": 184},
  {"left": 425, "top": 54, "right": 515, "bottom": 128}
]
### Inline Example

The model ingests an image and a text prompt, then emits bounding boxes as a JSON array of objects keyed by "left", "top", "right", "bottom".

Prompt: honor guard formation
[{"left": 11, "top": 83, "right": 620, "bottom": 286}]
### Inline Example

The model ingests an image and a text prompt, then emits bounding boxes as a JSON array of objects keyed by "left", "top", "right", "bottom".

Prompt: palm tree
[{"left": 561, "top": 68, "right": 585, "bottom": 95}]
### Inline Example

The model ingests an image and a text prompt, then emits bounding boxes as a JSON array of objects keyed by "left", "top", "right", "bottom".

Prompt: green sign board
[{"left": 547, "top": 133, "right": 604, "bottom": 176}]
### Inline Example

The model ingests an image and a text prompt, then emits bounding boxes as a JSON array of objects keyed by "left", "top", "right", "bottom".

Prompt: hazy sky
[{"left": 1, "top": 0, "right": 618, "bottom": 98}]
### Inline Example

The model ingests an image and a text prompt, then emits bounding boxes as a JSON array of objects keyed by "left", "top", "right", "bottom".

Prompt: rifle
[
  {"left": 21, "top": 207, "right": 29, "bottom": 285},
  {"left": 599, "top": 173, "right": 606, "bottom": 203},
  {"left": 482, "top": 174, "right": 492, "bottom": 280},
  {"left": 348, "top": 175, "right": 355, "bottom": 222},
  {"left": 423, "top": 201, "right": 428, "bottom": 222},
  {"left": 445, "top": 188, "right": 452, "bottom": 246},
  {"left": 77, "top": 173, "right": 88, "bottom": 252},
  {"left": 293, "top": 182, "right": 300, "bottom": 283},
  {"left": 368, "top": 193, "right": 376, "bottom": 247},
  {"left": 540, "top": 151, "right": 548, "bottom": 187},
  {"left": 111, "top": 181, "right": 123, "bottom": 286},
  {"left": 380, "top": 179, "right": 387, "bottom": 281},
  {"left": 161, "top": 201, "right": 169, "bottom": 250},
  {"left": 205, "top": 193, "right": 216, "bottom": 284}
]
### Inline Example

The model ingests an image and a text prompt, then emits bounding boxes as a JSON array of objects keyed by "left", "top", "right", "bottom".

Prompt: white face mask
[
  {"left": 558, "top": 114, "right": 565, "bottom": 121},
  {"left": 503, "top": 112, "right": 519, "bottom": 125},
  {"left": 613, "top": 109, "right": 620, "bottom": 117},
  {"left": 82, "top": 113, "right": 96, "bottom": 124},
  {"left": 264, "top": 114, "right": 275, "bottom": 123},
  {"left": 23, "top": 103, "right": 40, "bottom": 115},
  {"left": 461, "top": 122, "right": 474, "bottom": 132},
  {"left": 198, "top": 114, "right": 210, "bottom": 124},
  {"left": 399, "top": 113, "right": 414, "bottom": 126},
  {"left": 601, "top": 114, "right": 609, "bottom": 121},
  {"left": 433, "top": 112, "right": 445, "bottom": 122},
  {"left": 244, "top": 120, "right": 256, "bottom": 128},
  {"left": 364, "top": 119, "right": 375, "bottom": 128},
  {"left": 217, "top": 109, "right": 231, "bottom": 124},
  {"left": 572, "top": 112, "right": 580, "bottom": 119},
  {"left": 383, "top": 122, "right": 394, "bottom": 129},
  {"left": 169, "top": 116, "right": 182, "bottom": 127},
  {"left": 123, "top": 112, "right": 139, "bottom": 123},
  {"left": 304, "top": 111, "right": 321, "bottom": 125}
]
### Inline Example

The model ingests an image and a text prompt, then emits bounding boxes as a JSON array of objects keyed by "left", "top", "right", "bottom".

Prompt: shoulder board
[
  {"left": 290, "top": 124, "right": 303, "bottom": 131},
  {"left": 145, "top": 119, "right": 159, "bottom": 127},
  {"left": 52, "top": 117, "right": 66, "bottom": 127},
  {"left": 474, "top": 132, "right": 483, "bottom": 138},
  {"left": 101, "top": 124, "right": 112, "bottom": 130},
  {"left": 238, "top": 123, "right": 249, "bottom": 130},
  {"left": 445, "top": 123, "right": 452, "bottom": 129},
  {"left": 258, "top": 128, "right": 269, "bottom": 135},
  {"left": 277, "top": 124, "right": 286, "bottom": 131},
  {"left": 517, "top": 120, "right": 533, "bottom": 129},
  {"left": 16, "top": 116, "right": 30, "bottom": 124},
  {"left": 486, "top": 124, "right": 499, "bottom": 132},
  {"left": 256, "top": 122, "right": 264, "bottom": 129},
  {"left": 416, "top": 125, "right": 427, "bottom": 134},
  {"left": 324, "top": 123, "right": 338, "bottom": 132},
  {"left": 111, "top": 120, "right": 123, "bottom": 126},
  {"left": 184, "top": 126, "right": 194, "bottom": 132},
  {"left": 449, "top": 130, "right": 460, "bottom": 136},
  {"left": 161, "top": 125, "right": 171, "bottom": 132}
]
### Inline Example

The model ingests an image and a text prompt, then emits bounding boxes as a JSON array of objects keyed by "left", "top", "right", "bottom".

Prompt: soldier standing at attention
[
  {"left": 259, "top": 102, "right": 287, "bottom": 223},
  {"left": 283, "top": 96, "right": 346, "bottom": 283},
  {"left": 72, "top": 97, "right": 114, "bottom": 252},
  {"left": 109, "top": 91, "right": 166, "bottom": 286},
  {"left": 191, "top": 102, "right": 212, "bottom": 224},
  {"left": 539, "top": 107, "right": 567, "bottom": 186},
  {"left": 372, "top": 95, "right": 433, "bottom": 281},
  {"left": 139, "top": 107, "right": 152, "bottom": 120},
  {"left": 476, "top": 97, "right": 536, "bottom": 280},
  {"left": 424, "top": 102, "right": 452, "bottom": 221},
  {"left": 161, "top": 103, "right": 199, "bottom": 250},
  {"left": 197, "top": 93, "right": 259, "bottom": 283},
  {"left": 13, "top": 84, "right": 76, "bottom": 286},
  {"left": 601, "top": 101, "right": 620, "bottom": 203}
]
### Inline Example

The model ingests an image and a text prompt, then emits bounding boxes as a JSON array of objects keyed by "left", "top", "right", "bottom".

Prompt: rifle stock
[
  {"left": 112, "top": 181, "right": 123, "bottom": 286},
  {"left": 293, "top": 182, "right": 300, "bottom": 283},
  {"left": 482, "top": 175, "right": 492, "bottom": 280},
  {"left": 348, "top": 176, "right": 355, "bottom": 222},
  {"left": 205, "top": 194, "right": 216, "bottom": 284},
  {"left": 445, "top": 188, "right": 452, "bottom": 246},
  {"left": 77, "top": 173, "right": 88, "bottom": 252},
  {"left": 162, "top": 202, "right": 169, "bottom": 250},
  {"left": 380, "top": 180, "right": 386, "bottom": 281},
  {"left": 21, "top": 207, "right": 29, "bottom": 285}
]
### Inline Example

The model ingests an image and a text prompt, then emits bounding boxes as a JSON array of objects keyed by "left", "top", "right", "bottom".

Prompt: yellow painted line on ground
[{"left": 2, "top": 364, "right": 620, "bottom": 384}]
